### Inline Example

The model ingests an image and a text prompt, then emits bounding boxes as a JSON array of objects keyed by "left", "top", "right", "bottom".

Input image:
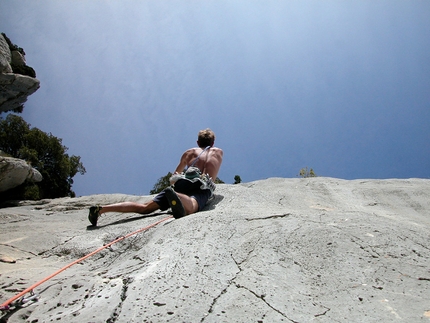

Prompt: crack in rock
[
  {"left": 200, "top": 285, "right": 230, "bottom": 322},
  {"left": 245, "top": 213, "right": 291, "bottom": 221},
  {"left": 0, "top": 243, "right": 37, "bottom": 257},
  {"left": 235, "top": 283, "right": 299, "bottom": 323},
  {"left": 200, "top": 253, "right": 242, "bottom": 322},
  {"left": 313, "top": 303, "right": 331, "bottom": 317},
  {"left": 0, "top": 218, "right": 29, "bottom": 224},
  {"left": 106, "top": 277, "right": 133, "bottom": 323},
  {"left": 37, "top": 235, "right": 77, "bottom": 257},
  {"left": 349, "top": 235, "right": 381, "bottom": 258},
  {"left": 202, "top": 252, "right": 301, "bottom": 323}
]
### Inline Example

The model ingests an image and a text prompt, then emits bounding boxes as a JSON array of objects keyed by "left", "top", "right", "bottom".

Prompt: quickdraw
[
  {"left": 0, "top": 215, "right": 172, "bottom": 311},
  {"left": 8, "top": 290, "right": 39, "bottom": 309}
]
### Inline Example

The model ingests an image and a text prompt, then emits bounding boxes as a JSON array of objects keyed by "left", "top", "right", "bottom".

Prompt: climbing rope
[{"left": 0, "top": 215, "right": 173, "bottom": 311}]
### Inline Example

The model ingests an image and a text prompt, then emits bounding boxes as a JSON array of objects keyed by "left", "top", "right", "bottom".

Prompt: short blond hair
[{"left": 197, "top": 128, "right": 215, "bottom": 147}]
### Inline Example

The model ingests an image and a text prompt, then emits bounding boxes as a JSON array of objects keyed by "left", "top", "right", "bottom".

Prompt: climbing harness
[
  {"left": 170, "top": 146, "right": 216, "bottom": 193},
  {"left": 0, "top": 215, "right": 172, "bottom": 311}
]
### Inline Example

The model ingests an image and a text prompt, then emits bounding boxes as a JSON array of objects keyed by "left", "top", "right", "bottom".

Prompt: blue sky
[{"left": 1, "top": 1, "right": 429, "bottom": 196}]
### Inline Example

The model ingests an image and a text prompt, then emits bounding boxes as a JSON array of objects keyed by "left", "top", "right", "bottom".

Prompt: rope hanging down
[{"left": 0, "top": 215, "right": 173, "bottom": 311}]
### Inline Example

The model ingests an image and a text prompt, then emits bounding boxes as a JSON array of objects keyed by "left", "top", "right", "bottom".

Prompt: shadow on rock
[
  {"left": 205, "top": 194, "right": 224, "bottom": 211},
  {"left": 86, "top": 211, "right": 170, "bottom": 230}
]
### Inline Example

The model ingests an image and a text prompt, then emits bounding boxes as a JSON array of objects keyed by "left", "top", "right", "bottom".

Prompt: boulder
[
  {"left": 0, "top": 33, "right": 40, "bottom": 113},
  {"left": 11, "top": 50, "right": 26, "bottom": 66},
  {"left": 0, "top": 156, "right": 42, "bottom": 192},
  {"left": 0, "top": 73, "right": 40, "bottom": 113}
]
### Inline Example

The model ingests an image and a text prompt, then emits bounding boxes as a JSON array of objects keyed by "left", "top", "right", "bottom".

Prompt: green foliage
[
  {"left": 0, "top": 114, "right": 86, "bottom": 199},
  {"left": 214, "top": 177, "right": 224, "bottom": 184},
  {"left": 234, "top": 175, "right": 242, "bottom": 184},
  {"left": 12, "top": 105, "right": 24, "bottom": 114},
  {"left": 298, "top": 167, "right": 317, "bottom": 178},
  {"left": 150, "top": 172, "right": 173, "bottom": 195},
  {"left": 11, "top": 64, "right": 36, "bottom": 78},
  {"left": 1, "top": 33, "right": 25, "bottom": 55},
  {"left": 23, "top": 184, "right": 40, "bottom": 200}
]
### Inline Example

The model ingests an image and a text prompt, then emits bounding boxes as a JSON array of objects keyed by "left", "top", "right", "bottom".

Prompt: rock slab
[{"left": 0, "top": 177, "right": 429, "bottom": 322}]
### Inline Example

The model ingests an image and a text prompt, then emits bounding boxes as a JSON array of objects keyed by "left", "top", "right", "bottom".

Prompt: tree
[
  {"left": 234, "top": 175, "right": 242, "bottom": 184},
  {"left": 214, "top": 177, "right": 224, "bottom": 184},
  {"left": 0, "top": 114, "right": 86, "bottom": 199},
  {"left": 150, "top": 172, "right": 173, "bottom": 195},
  {"left": 298, "top": 167, "right": 317, "bottom": 178}
]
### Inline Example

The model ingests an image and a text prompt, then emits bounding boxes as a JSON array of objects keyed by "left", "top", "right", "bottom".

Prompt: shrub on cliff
[
  {"left": 150, "top": 172, "right": 173, "bottom": 195},
  {"left": 0, "top": 114, "right": 86, "bottom": 199},
  {"left": 10, "top": 63, "right": 36, "bottom": 78},
  {"left": 298, "top": 167, "right": 317, "bottom": 178}
]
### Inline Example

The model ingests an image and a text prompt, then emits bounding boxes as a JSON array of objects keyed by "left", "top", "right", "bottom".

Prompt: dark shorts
[{"left": 153, "top": 179, "right": 212, "bottom": 212}]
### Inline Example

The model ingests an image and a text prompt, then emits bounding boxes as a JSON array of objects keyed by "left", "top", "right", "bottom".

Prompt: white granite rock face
[
  {"left": 11, "top": 50, "right": 26, "bottom": 66},
  {"left": 0, "top": 156, "right": 42, "bottom": 192},
  {"left": 0, "top": 177, "right": 429, "bottom": 322},
  {"left": 0, "top": 33, "right": 40, "bottom": 113},
  {"left": 0, "top": 34, "right": 12, "bottom": 73},
  {"left": 0, "top": 73, "right": 40, "bottom": 112}
]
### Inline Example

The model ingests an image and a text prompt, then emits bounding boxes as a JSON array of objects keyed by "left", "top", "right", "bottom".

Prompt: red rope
[{"left": 0, "top": 216, "right": 173, "bottom": 311}]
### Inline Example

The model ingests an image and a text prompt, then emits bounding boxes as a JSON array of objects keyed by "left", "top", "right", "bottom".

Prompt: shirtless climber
[{"left": 88, "top": 129, "right": 223, "bottom": 226}]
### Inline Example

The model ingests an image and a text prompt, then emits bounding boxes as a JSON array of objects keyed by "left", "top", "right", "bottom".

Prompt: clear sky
[{"left": 1, "top": 1, "right": 429, "bottom": 196}]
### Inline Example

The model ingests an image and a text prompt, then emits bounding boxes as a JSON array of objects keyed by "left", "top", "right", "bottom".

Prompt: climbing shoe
[
  {"left": 165, "top": 187, "right": 185, "bottom": 219},
  {"left": 88, "top": 206, "right": 102, "bottom": 226}
]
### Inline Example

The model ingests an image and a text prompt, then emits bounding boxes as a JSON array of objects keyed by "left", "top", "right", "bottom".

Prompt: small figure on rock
[{"left": 88, "top": 129, "right": 223, "bottom": 226}]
